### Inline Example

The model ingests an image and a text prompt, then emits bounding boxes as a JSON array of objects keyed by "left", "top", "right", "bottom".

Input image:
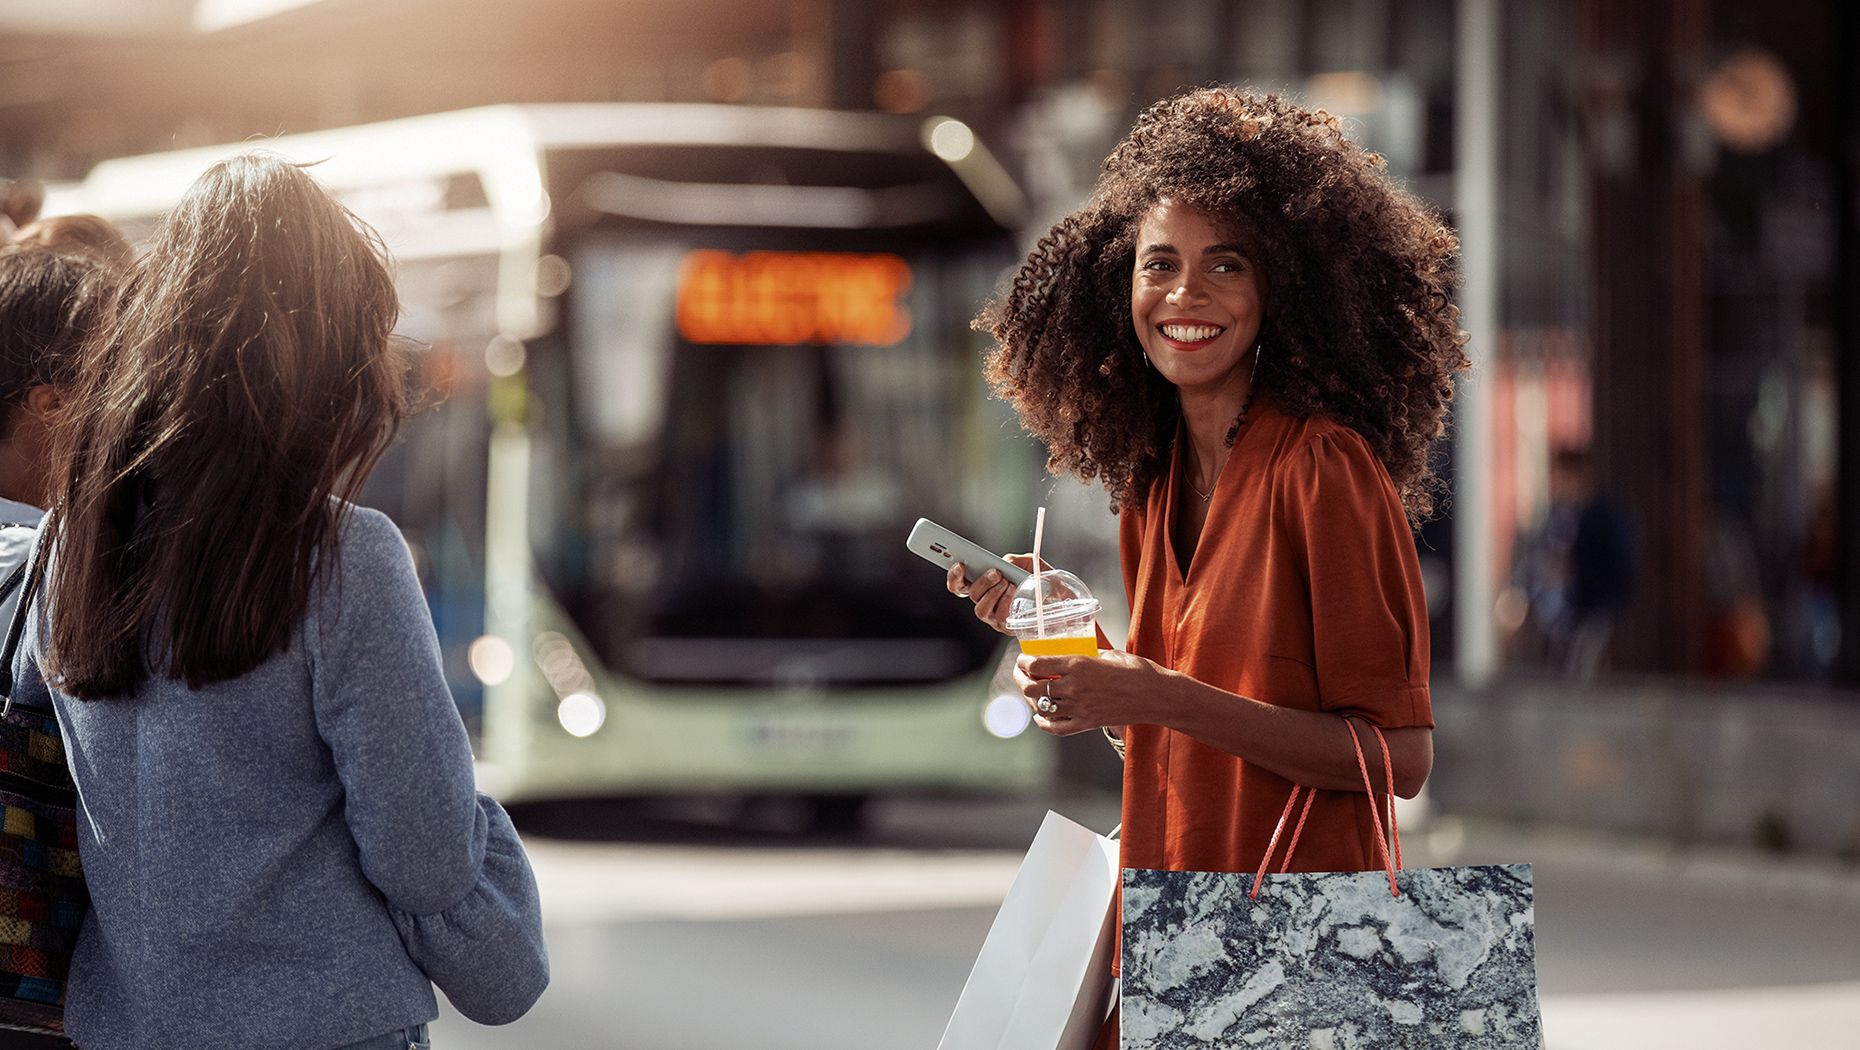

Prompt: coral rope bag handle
[{"left": 1249, "top": 717, "right": 1403, "bottom": 899}]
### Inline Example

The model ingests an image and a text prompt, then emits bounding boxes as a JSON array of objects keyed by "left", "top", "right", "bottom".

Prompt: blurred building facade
[{"left": 1, "top": 0, "right": 1854, "bottom": 688}]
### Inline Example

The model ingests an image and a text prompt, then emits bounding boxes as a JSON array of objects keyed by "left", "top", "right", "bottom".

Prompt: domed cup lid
[{"left": 1003, "top": 569, "right": 1100, "bottom": 638}]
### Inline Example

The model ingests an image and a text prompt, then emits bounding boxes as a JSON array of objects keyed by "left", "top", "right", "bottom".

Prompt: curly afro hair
[{"left": 979, "top": 87, "right": 1468, "bottom": 522}]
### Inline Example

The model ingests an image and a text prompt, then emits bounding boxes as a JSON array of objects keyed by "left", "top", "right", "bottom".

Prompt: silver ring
[
  {"left": 1045, "top": 682, "right": 1053, "bottom": 698},
  {"left": 1036, "top": 696, "right": 1054, "bottom": 714}
]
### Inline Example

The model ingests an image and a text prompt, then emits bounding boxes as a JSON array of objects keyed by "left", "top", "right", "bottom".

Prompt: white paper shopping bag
[{"left": 938, "top": 811, "right": 1120, "bottom": 1050}]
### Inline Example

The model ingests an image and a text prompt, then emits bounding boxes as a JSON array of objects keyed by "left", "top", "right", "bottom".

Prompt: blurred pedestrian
[
  {"left": 953, "top": 88, "right": 1466, "bottom": 1048},
  {"left": 8, "top": 154, "right": 547, "bottom": 1050},
  {"left": 10, "top": 213, "right": 137, "bottom": 273},
  {"left": 1510, "top": 447, "right": 1634, "bottom": 681}
]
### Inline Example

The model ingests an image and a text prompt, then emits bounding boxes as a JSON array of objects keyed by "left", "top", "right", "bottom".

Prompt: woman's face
[{"left": 1130, "top": 199, "right": 1265, "bottom": 397}]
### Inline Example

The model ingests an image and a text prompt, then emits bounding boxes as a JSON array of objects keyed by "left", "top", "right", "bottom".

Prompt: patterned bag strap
[
  {"left": 1249, "top": 718, "right": 1404, "bottom": 901},
  {"left": 0, "top": 539, "right": 42, "bottom": 717}
]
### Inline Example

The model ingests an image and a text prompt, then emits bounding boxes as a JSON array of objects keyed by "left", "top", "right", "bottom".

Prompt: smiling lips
[{"left": 1158, "top": 321, "right": 1226, "bottom": 349}]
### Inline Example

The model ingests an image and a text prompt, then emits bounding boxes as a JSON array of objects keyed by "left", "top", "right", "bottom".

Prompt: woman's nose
[{"left": 1166, "top": 279, "right": 1206, "bottom": 306}]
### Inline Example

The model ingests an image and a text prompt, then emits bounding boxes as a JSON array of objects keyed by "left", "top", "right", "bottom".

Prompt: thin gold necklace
[{"left": 1187, "top": 453, "right": 1220, "bottom": 502}]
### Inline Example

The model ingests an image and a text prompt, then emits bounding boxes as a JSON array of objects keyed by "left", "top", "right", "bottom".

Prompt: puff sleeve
[{"left": 1273, "top": 429, "right": 1433, "bottom": 728}]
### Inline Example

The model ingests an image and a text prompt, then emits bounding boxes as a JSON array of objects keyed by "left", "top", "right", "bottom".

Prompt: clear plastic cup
[{"left": 1003, "top": 569, "right": 1102, "bottom": 658}]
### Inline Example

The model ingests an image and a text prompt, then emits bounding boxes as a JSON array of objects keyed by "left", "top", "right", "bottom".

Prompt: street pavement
[{"left": 430, "top": 793, "right": 1860, "bottom": 1049}]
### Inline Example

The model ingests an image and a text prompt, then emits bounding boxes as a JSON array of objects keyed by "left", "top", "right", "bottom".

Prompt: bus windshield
[{"left": 532, "top": 234, "right": 1012, "bottom": 689}]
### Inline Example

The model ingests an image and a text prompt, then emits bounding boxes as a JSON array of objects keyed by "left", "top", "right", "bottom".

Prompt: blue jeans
[{"left": 333, "top": 1023, "right": 431, "bottom": 1050}]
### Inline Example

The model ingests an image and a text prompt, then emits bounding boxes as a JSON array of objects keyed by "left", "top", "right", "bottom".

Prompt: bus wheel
[{"left": 805, "top": 793, "right": 870, "bottom": 836}]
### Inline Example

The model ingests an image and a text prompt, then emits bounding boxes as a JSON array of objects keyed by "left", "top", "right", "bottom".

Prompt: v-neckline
[{"left": 1164, "top": 419, "right": 1241, "bottom": 586}]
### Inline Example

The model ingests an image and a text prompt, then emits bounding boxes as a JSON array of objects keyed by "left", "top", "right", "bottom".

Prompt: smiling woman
[
  {"left": 1128, "top": 199, "right": 1267, "bottom": 508},
  {"left": 961, "top": 87, "right": 1470, "bottom": 1049},
  {"left": 979, "top": 89, "right": 1465, "bottom": 524}
]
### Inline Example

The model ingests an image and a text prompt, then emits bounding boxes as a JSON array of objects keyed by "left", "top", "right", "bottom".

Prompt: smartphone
[{"left": 906, "top": 518, "right": 1032, "bottom": 588}]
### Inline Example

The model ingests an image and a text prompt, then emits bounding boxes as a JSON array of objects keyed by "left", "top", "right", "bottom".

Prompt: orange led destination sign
[{"left": 676, "top": 250, "right": 913, "bottom": 346}]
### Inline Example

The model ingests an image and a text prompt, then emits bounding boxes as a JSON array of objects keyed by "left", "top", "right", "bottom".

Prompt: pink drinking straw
[{"left": 1032, "top": 506, "right": 1047, "bottom": 638}]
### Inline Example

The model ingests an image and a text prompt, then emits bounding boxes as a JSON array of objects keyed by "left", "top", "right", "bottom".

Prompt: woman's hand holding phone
[{"left": 946, "top": 554, "right": 1038, "bottom": 634}]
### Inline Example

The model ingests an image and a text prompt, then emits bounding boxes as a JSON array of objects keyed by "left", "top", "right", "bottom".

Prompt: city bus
[{"left": 45, "top": 104, "right": 1052, "bottom": 819}]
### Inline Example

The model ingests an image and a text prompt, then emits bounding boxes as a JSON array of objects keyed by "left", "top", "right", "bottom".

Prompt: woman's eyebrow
[
  {"left": 1204, "top": 242, "right": 1247, "bottom": 255},
  {"left": 1139, "top": 242, "right": 1177, "bottom": 255}
]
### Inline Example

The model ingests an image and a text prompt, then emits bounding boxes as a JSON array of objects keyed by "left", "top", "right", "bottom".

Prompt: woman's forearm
[{"left": 1143, "top": 670, "right": 1432, "bottom": 797}]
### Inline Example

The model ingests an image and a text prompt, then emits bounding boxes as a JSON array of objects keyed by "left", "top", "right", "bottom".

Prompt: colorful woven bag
[{"left": 0, "top": 536, "right": 87, "bottom": 1036}]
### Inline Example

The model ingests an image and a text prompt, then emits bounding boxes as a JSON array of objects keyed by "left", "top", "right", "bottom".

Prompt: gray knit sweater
[{"left": 9, "top": 506, "right": 547, "bottom": 1049}]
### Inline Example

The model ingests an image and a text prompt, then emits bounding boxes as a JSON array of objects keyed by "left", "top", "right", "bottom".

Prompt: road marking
[{"left": 523, "top": 839, "right": 1023, "bottom": 924}]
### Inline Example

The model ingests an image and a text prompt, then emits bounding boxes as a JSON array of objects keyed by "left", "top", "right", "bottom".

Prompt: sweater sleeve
[
  {"left": 308, "top": 506, "right": 547, "bottom": 1023},
  {"left": 389, "top": 794, "right": 549, "bottom": 1024}
]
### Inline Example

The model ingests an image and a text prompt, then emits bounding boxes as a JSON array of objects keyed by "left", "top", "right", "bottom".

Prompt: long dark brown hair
[
  {"left": 42, "top": 153, "right": 408, "bottom": 698},
  {"left": 980, "top": 88, "right": 1468, "bottom": 521}
]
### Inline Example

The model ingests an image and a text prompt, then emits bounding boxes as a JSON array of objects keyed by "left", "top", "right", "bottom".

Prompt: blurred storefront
[{"left": 0, "top": 0, "right": 1854, "bottom": 689}]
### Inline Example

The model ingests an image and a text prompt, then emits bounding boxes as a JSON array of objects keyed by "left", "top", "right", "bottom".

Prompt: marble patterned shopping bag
[
  {"left": 1119, "top": 723, "right": 1543, "bottom": 1049},
  {"left": 1121, "top": 863, "right": 1540, "bottom": 1048}
]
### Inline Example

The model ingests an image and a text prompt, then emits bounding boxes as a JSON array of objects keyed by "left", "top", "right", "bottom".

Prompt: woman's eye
[
  {"left": 1142, "top": 259, "right": 1175, "bottom": 272},
  {"left": 1211, "top": 260, "right": 1245, "bottom": 273}
]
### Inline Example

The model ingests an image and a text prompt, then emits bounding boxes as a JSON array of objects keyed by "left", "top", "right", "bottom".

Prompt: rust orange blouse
[{"left": 1115, "top": 399, "right": 1433, "bottom": 879}]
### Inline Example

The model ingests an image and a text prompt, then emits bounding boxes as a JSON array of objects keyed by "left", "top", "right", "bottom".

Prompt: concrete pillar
[{"left": 1453, "top": 0, "right": 1500, "bottom": 689}]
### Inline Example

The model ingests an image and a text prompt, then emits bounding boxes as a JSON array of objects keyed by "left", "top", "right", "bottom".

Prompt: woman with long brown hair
[
  {"left": 8, "top": 154, "right": 547, "bottom": 1049},
  {"left": 952, "top": 87, "right": 1468, "bottom": 1046}
]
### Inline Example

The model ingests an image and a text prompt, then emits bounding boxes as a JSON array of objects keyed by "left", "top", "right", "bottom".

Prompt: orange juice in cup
[
  {"left": 1004, "top": 569, "right": 1102, "bottom": 659},
  {"left": 1018, "top": 634, "right": 1099, "bottom": 657}
]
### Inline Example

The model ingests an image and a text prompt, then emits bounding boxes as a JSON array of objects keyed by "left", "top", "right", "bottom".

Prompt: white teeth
[{"left": 1161, "top": 324, "right": 1223, "bottom": 342}]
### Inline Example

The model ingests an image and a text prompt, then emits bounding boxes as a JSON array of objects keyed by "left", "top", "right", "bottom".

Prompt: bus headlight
[
  {"left": 983, "top": 694, "right": 1030, "bottom": 739},
  {"left": 557, "top": 692, "right": 606, "bottom": 738},
  {"left": 467, "top": 635, "right": 516, "bottom": 686},
  {"left": 924, "top": 117, "right": 976, "bottom": 163}
]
